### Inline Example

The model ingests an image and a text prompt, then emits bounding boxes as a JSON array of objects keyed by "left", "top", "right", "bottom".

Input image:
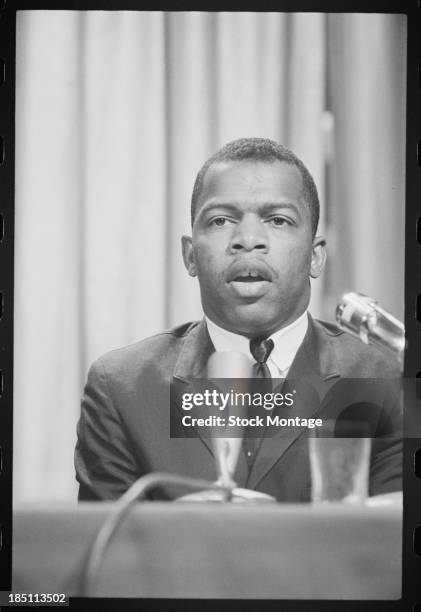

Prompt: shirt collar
[{"left": 205, "top": 311, "right": 309, "bottom": 375}]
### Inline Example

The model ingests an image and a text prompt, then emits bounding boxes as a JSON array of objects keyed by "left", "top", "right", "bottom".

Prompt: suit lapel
[
  {"left": 172, "top": 319, "right": 214, "bottom": 458},
  {"left": 173, "top": 319, "right": 214, "bottom": 380},
  {"left": 246, "top": 315, "right": 342, "bottom": 490}
]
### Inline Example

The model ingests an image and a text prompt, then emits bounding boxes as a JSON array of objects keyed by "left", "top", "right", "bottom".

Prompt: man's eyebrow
[
  {"left": 198, "top": 202, "right": 240, "bottom": 216},
  {"left": 259, "top": 202, "right": 303, "bottom": 216},
  {"left": 198, "top": 200, "right": 303, "bottom": 217}
]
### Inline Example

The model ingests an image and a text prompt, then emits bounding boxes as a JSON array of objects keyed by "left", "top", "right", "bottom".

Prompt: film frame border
[
  {"left": 0, "top": 1, "right": 419, "bottom": 610},
  {"left": 0, "top": 0, "right": 14, "bottom": 597}
]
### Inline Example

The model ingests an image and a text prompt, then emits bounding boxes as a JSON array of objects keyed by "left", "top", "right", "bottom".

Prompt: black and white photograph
[{"left": 11, "top": 9, "right": 406, "bottom": 601}]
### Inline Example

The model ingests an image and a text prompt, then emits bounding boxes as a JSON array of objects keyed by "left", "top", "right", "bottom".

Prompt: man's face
[{"left": 182, "top": 160, "right": 326, "bottom": 337}]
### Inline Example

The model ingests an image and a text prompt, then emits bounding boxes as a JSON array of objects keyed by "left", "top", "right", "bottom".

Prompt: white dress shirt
[{"left": 205, "top": 310, "right": 308, "bottom": 378}]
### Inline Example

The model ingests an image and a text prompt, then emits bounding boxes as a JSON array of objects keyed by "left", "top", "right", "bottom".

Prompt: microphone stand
[{"left": 177, "top": 438, "right": 275, "bottom": 503}]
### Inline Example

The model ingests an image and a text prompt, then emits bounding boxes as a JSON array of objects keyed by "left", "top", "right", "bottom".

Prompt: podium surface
[{"left": 13, "top": 501, "right": 402, "bottom": 599}]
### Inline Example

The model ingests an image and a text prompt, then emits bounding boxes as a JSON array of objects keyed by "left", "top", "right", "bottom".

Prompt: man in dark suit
[{"left": 75, "top": 138, "right": 401, "bottom": 501}]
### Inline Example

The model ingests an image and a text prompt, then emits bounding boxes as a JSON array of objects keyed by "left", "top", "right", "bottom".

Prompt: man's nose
[{"left": 229, "top": 214, "right": 268, "bottom": 253}]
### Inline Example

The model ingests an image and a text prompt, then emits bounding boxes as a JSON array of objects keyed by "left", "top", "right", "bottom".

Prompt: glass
[{"left": 309, "top": 421, "right": 371, "bottom": 503}]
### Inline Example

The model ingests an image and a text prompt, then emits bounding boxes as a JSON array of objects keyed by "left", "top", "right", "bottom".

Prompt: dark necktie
[
  {"left": 249, "top": 337, "right": 274, "bottom": 378},
  {"left": 243, "top": 337, "right": 275, "bottom": 468}
]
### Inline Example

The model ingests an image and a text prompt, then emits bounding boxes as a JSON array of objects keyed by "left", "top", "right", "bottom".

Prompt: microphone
[
  {"left": 336, "top": 292, "right": 404, "bottom": 365},
  {"left": 176, "top": 350, "right": 276, "bottom": 503},
  {"left": 206, "top": 351, "right": 252, "bottom": 488}
]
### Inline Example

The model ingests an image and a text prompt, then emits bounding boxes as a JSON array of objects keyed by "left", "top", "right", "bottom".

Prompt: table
[{"left": 12, "top": 501, "right": 402, "bottom": 599}]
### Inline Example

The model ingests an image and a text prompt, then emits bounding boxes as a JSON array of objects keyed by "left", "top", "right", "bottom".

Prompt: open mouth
[
  {"left": 233, "top": 273, "right": 266, "bottom": 283},
  {"left": 227, "top": 262, "right": 272, "bottom": 284},
  {"left": 227, "top": 264, "right": 272, "bottom": 299}
]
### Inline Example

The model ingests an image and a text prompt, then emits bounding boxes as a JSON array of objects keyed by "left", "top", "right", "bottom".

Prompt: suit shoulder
[
  {"left": 89, "top": 321, "right": 201, "bottom": 376},
  {"left": 313, "top": 318, "right": 401, "bottom": 378}
]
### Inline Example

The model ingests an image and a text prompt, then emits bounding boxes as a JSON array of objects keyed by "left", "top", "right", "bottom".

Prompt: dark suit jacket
[{"left": 75, "top": 315, "right": 402, "bottom": 501}]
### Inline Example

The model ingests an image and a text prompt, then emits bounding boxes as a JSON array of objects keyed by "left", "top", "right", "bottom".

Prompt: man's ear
[
  {"left": 181, "top": 235, "right": 197, "bottom": 277},
  {"left": 310, "top": 236, "right": 327, "bottom": 279}
]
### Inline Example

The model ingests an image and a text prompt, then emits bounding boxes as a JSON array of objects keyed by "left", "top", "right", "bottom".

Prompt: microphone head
[
  {"left": 207, "top": 350, "right": 252, "bottom": 379},
  {"left": 336, "top": 292, "right": 404, "bottom": 361}
]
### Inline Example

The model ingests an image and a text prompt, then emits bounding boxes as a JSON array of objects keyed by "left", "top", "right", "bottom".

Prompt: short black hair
[{"left": 190, "top": 137, "right": 320, "bottom": 237}]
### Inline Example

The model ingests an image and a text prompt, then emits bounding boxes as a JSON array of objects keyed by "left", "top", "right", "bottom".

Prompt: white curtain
[
  {"left": 14, "top": 11, "right": 404, "bottom": 503},
  {"left": 324, "top": 14, "right": 406, "bottom": 319}
]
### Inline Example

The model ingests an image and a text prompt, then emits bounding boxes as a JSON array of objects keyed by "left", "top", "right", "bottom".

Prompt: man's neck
[{"left": 205, "top": 310, "right": 309, "bottom": 340}]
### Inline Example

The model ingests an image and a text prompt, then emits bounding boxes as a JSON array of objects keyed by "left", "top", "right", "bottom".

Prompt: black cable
[{"left": 79, "top": 472, "right": 231, "bottom": 596}]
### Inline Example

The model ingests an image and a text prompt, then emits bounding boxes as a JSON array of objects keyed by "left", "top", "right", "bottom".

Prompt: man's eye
[
  {"left": 269, "top": 216, "right": 289, "bottom": 226},
  {"left": 210, "top": 217, "right": 228, "bottom": 227}
]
